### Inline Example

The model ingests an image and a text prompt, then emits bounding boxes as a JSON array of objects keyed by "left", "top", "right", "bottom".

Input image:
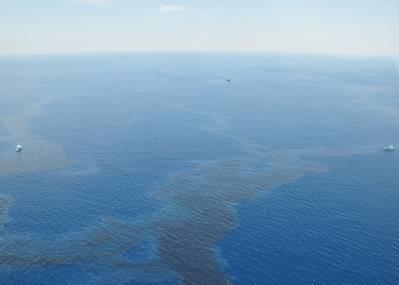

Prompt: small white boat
[
  {"left": 383, "top": 145, "right": 395, "bottom": 152},
  {"left": 15, "top": 144, "right": 22, "bottom": 152}
]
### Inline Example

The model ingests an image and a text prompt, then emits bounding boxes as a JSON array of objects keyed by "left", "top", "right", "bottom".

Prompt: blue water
[{"left": 0, "top": 53, "right": 398, "bottom": 284}]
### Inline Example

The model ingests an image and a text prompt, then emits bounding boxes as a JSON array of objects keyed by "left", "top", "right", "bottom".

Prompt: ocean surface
[{"left": 0, "top": 53, "right": 398, "bottom": 284}]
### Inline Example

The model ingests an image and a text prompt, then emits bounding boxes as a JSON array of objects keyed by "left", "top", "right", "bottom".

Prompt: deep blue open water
[{"left": 0, "top": 53, "right": 398, "bottom": 284}]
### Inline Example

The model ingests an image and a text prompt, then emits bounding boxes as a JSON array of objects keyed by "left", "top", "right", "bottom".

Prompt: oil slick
[
  {"left": 0, "top": 98, "right": 70, "bottom": 175},
  {"left": 0, "top": 103, "right": 384, "bottom": 284},
  {"left": 0, "top": 196, "right": 11, "bottom": 231}
]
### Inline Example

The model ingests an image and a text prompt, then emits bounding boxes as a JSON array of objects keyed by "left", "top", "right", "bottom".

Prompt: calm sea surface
[{"left": 0, "top": 53, "right": 398, "bottom": 284}]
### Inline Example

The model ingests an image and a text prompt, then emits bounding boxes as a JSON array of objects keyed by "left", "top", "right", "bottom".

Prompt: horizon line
[{"left": 0, "top": 50, "right": 398, "bottom": 59}]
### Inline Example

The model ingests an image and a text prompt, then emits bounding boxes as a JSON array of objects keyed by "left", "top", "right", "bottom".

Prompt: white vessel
[
  {"left": 15, "top": 144, "right": 22, "bottom": 152},
  {"left": 383, "top": 145, "right": 395, "bottom": 152}
]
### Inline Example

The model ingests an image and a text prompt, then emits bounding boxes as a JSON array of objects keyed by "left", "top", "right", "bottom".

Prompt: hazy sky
[{"left": 0, "top": 0, "right": 398, "bottom": 55}]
